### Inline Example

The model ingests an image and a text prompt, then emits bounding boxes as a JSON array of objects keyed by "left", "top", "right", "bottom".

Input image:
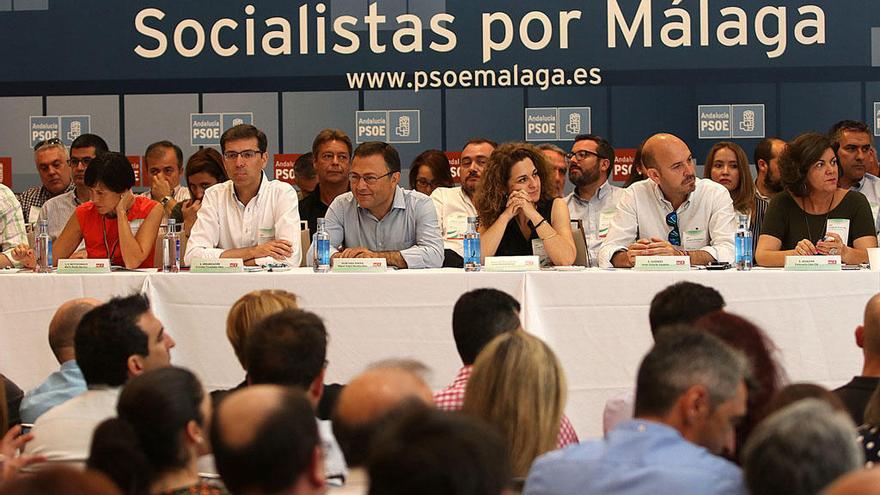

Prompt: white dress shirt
[
  {"left": 852, "top": 173, "right": 880, "bottom": 240},
  {"left": 597, "top": 178, "right": 737, "bottom": 267},
  {"left": 430, "top": 186, "right": 477, "bottom": 257},
  {"left": 185, "top": 173, "right": 302, "bottom": 266},
  {"left": 38, "top": 189, "right": 86, "bottom": 244},
  {"left": 566, "top": 181, "right": 624, "bottom": 267}
]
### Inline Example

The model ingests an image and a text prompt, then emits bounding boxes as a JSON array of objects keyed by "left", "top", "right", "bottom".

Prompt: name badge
[
  {"left": 598, "top": 209, "right": 616, "bottom": 239},
  {"left": 57, "top": 258, "right": 112, "bottom": 274},
  {"left": 331, "top": 258, "right": 387, "bottom": 273},
  {"left": 633, "top": 256, "right": 691, "bottom": 271},
  {"left": 784, "top": 255, "right": 842, "bottom": 271},
  {"left": 484, "top": 255, "right": 540, "bottom": 272},
  {"left": 683, "top": 228, "right": 707, "bottom": 250},
  {"left": 825, "top": 219, "right": 850, "bottom": 244},
  {"left": 190, "top": 258, "right": 245, "bottom": 273}
]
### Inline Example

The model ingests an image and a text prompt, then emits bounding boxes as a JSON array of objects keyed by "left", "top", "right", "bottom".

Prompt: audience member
[
  {"left": 19, "top": 298, "right": 99, "bottom": 424},
  {"left": 185, "top": 124, "right": 302, "bottom": 267},
  {"left": 141, "top": 140, "right": 191, "bottom": 217},
  {"left": 0, "top": 377, "right": 22, "bottom": 432},
  {"left": 704, "top": 141, "right": 765, "bottom": 251},
  {"left": 475, "top": 142, "right": 576, "bottom": 266},
  {"left": 0, "top": 466, "right": 121, "bottom": 495},
  {"left": 294, "top": 152, "right": 318, "bottom": 200},
  {"left": 538, "top": 143, "right": 568, "bottom": 197},
  {"left": 299, "top": 129, "right": 352, "bottom": 234},
  {"left": 0, "top": 184, "right": 27, "bottom": 268},
  {"left": 20, "top": 138, "right": 72, "bottom": 223},
  {"left": 525, "top": 329, "right": 749, "bottom": 495},
  {"left": 830, "top": 120, "right": 880, "bottom": 236},
  {"left": 834, "top": 293, "right": 880, "bottom": 425},
  {"left": 318, "top": 141, "right": 443, "bottom": 269},
  {"left": 855, "top": 381, "right": 880, "bottom": 467},
  {"left": 756, "top": 132, "right": 878, "bottom": 266},
  {"left": 824, "top": 467, "right": 880, "bottom": 495},
  {"left": 0, "top": 422, "right": 44, "bottom": 483},
  {"left": 763, "top": 382, "right": 847, "bottom": 417},
  {"left": 409, "top": 149, "right": 453, "bottom": 196},
  {"left": 599, "top": 133, "right": 737, "bottom": 267},
  {"left": 753, "top": 137, "right": 786, "bottom": 201},
  {"left": 170, "top": 148, "right": 228, "bottom": 236}
]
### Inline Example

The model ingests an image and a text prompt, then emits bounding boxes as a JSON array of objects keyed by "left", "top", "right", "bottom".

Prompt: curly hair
[
  {"left": 475, "top": 142, "right": 554, "bottom": 227},
  {"left": 779, "top": 132, "right": 834, "bottom": 198}
]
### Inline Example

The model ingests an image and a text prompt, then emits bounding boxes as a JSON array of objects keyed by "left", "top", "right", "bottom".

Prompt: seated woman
[
  {"left": 755, "top": 132, "right": 878, "bottom": 266},
  {"left": 704, "top": 141, "right": 766, "bottom": 249},
  {"left": 54, "top": 152, "right": 163, "bottom": 269},
  {"left": 408, "top": 149, "right": 454, "bottom": 197},
  {"left": 475, "top": 143, "right": 575, "bottom": 266},
  {"left": 88, "top": 367, "right": 227, "bottom": 495},
  {"left": 170, "top": 148, "right": 228, "bottom": 238}
]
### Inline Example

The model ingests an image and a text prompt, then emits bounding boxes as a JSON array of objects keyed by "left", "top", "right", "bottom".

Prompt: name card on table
[
  {"left": 484, "top": 256, "right": 540, "bottom": 272},
  {"left": 57, "top": 258, "right": 111, "bottom": 274},
  {"left": 633, "top": 256, "right": 691, "bottom": 271},
  {"left": 331, "top": 258, "right": 387, "bottom": 273},
  {"left": 784, "top": 255, "right": 842, "bottom": 271},
  {"left": 190, "top": 258, "right": 244, "bottom": 273}
]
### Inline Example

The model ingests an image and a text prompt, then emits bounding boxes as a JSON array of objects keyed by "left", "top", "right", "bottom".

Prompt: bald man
[
  {"left": 19, "top": 298, "right": 100, "bottom": 424},
  {"left": 211, "top": 385, "right": 326, "bottom": 495},
  {"left": 834, "top": 294, "right": 880, "bottom": 424},
  {"left": 824, "top": 466, "right": 880, "bottom": 495},
  {"left": 598, "top": 133, "right": 737, "bottom": 268}
]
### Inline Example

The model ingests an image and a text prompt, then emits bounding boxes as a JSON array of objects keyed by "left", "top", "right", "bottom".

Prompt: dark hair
[
  {"left": 294, "top": 152, "right": 316, "bottom": 178},
  {"left": 70, "top": 133, "right": 109, "bottom": 153},
  {"left": 763, "top": 383, "right": 847, "bottom": 418},
  {"left": 648, "top": 282, "right": 725, "bottom": 336},
  {"left": 221, "top": 124, "right": 267, "bottom": 153},
  {"left": 452, "top": 289, "right": 521, "bottom": 365},
  {"left": 754, "top": 137, "right": 784, "bottom": 168},
  {"left": 246, "top": 309, "right": 328, "bottom": 389},
  {"left": 829, "top": 120, "right": 873, "bottom": 149},
  {"left": 475, "top": 142, "right": 554, "bottom": 227},
  {"left": 462, "top": 138, "right": 498, "bottom": 151},
  {"left": 88, "top": 367, "right": 205, "bottom": 495},
  {"left": 367, "top": 407, "right": 511, "bottom": 495},
  {"left": 184, "top": 148, "right": 228, "bottom": 185},
  {"left": 84, "top": 152, "right": 136, "bottom": 193},
  {"left": 779, "top": 132, "right": 834, "bottom": 198},
  {"left": 144, "top": 141, "right": 183, "bottom": 170},
  {"left": 409, "top": 150, "right": 454, "bottom": 190},
  {"left": 0, "top": 466, "right": 122, "bottom": 495},
  {"left": 75, "top": 294, "right": 150, "bottom": 387},
  {"left": 312, "top": 129, "right": 353, "bottom": 157},
  {"left": 354, "top": 141, "right": 402, "bottom": 174},
  {"left": 625, "top": 140, "right": 648, "bottom": 187},
  {"left": 574, "top": 134, "right": 615, "bottom": 178},
  {"left": 211, "top": 388, "right": 319, "bottom": 494}
]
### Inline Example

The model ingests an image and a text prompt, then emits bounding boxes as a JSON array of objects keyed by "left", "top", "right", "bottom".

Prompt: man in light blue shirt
[
  {"left": 19, "top": 298, "right": 97, "bottom": 424},
  {"left": 524, "top": 329, "right": 748, "bottom": 495},
  {"left": 320, "top": 141, "right": 443, "bottom": 269}
]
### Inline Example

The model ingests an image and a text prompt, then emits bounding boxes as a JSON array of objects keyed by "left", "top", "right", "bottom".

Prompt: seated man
[
  {"left": 294, "top": 152, "right": 318, "bottom": 200},
  {"left": 598, "top": 133, "right": 736, "bottom": 268},
  {"left": 140, "top": 140, "right": 191, "bottom": 217},
  {"left": 0, "top": 183, "right": 28, "bottom": 268},
  {"left": 299, "top": 129, "right": 353, "bottom": 234},
  {"left": 185, "top": 124, "right": 302, "bottom": 267},
  {"left": 834, "top": 293, "right": 880, "bottom": 425},
  {"left": 20, "top": 138, "right": 73, "bottom": 224},
  {"left": 314, "top": 141, "right": 443, "bottom": 269}
]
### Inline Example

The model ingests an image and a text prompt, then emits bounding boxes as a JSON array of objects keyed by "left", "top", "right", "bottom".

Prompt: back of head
[
  {"left": 452, "top": 288, "right": 521, "bottom": 365},
  {"left": 84, "top": 152, "right": 136, "bottom": 193},
  {"left": 367, "top": 407, "right": 511, "bottom": 495},
  {"left": 49, "top": 298, "right": 100, "bottom": 363},
  {"left": 226, "top": 289, "right": 299, "bottom": 369},
  {"left": 824, "top": 465, "right": 880, "bottom": 495},
  {"left": 70, "top": 133, "right": 109, "bottom": 154},
  {"left": 743, "top": 399, "right": 862, "bottom": 495},
  {"left": 649, "top": 282, "right": 725, "bottom": 336},
  {"left": 246, "top": 309, "right": 327, "bottom": 389},
  {"left": 0, "top": 466, "right": 122, "bottom": 495},
  {"left": 862, "top": 294, "right": 880, "bottom": 358},
  {"left": 75, "top": 294, "right": 150, "bottom": 387},
  {"left": 763, "top": 382, "right": 847, "bottom": 418}
]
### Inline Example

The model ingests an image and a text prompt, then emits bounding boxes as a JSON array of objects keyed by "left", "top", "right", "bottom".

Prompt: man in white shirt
[
  {"left": 598, "top": 133, "right": 737, "bottom": 268},
  {"left": 140, "top": 140, "right": 191, "bottom": 216},
  {"left": 185, "top": 124, "right": 302, "bottom": 267},
  {"left": 565, "top": 134, "right": 624, "bottom": 267},
  {"left": 829, "top": 120, "right": 880, "bottom": 238},
  {"left": 538, "top": 143, "right": 568, "bottom": 198},
  {"left": 430, "top": 138, "right": 496, "bottom": 267}
]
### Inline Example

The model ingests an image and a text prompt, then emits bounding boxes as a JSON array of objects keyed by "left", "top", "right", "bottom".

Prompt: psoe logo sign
[
  {"left": 698, "top": 104, "right": 765, "bottom": 139},
  {"left": 355, "top": 110, "right": 420, "bottom": 144},
  {"left": 30, "top": 115, "right": 91, "bottom": 148},
  {"left": 191, "top": 112, "right": 254, "bottom": 146},
  {"left": 525, "top": 107, "right": 591, "bottom": 142}
]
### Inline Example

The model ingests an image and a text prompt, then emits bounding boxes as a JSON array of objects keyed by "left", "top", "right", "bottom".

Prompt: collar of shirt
[
  {"left": 754, "top": 182, "right": 770, "bottom": 201},
  {"left": 852, "top": 173, "right": 880, "bottom": 192},
  {"left": 232, "top": 173, "right": 268, "bottom": 208},
  {"left": 648, "top": 177, "right": 695, "bottom": 213},
  {"left": 570, "top": 180, "right": 611, "bottom": 205},
  {"left": 458, "top": 187, "right": 475, "bottom": 209}
]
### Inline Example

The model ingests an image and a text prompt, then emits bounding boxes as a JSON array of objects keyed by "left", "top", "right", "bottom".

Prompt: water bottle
[
  {"left": 313, "top": 217, "right": 331, "bottom": 273},
  {"left": 735, "top": 213, "right": 752, "bottom": 271},
  {"left": 162, "top": 219, "right": 180, "bottom": 273},
  {"left": 463, "top": 216, "right": 481, "bottom": 272},
  {"left": 35, "top": 219, "right": 51, "bottom": 273}
]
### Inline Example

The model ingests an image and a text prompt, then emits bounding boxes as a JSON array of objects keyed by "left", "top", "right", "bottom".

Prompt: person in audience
[
  {"left": 88, "top": 367, "right": 225, "bottom": 495},
  {"left": 538, "top": 143, "right": 568, "bottom": 198},
  {"left": 756, "top": 132, "right": 878, "bottom": 266},
  {"left": 0, "top": 402, "right": 44, "bottom": 482},
  {"left": 408, "top": 149, "right": 453, "bottom": 196},
  {"left": 19, "top": 298, "right": 99, "bottom": 424},
  {"left": 20, "top": 138, "right": 73, "bottom": 224},
  {"left": 742, "top": 399, "right": 862, "bottom": 495},
  {"left": 854, "top": 381, "right": 880, "bottom": 467},
  {"left": 753, "top": 137, "right": 786, "bottom": 201},
  {"left": 598, "top": 133, "right": 737, "bottom": 268},
  {"left": 624, "top": 144, "right": 648, "bottom": 188},
  {"left": 366, "top": 406, "right": 511, "bottom": 495},
  {"left": 834, "top": 293, "right": 880, "bottom": 425},
  {"left": 463, "top": 331, "right": 575, "bottom": 478},
  {"left": 294, "top": 152, "right": 318, "bottom": 200},
  {"left": 185, "top": 124, "right": 302, "bottom": 267},
  {"left": 25, "top": 294, "right": 175, "bottom": 465},
  {"left": 525, "top": 329, "right": 749, "bottom": 495},
  {"left": 565, "top": 134, "right": 624, "bottom": 266},
  {"left": 141, "top": 141, "right": 191, "bottom": 217},
  {"left": 318, "top": 141, "right": 443, "bottom": 269},
  {"left": 831, "top": 120, "right": 880, "bottom": 236},
  {"left": 825, "top": 467, "right": 880, "bottom": 495},
  {"left": 763, "top": 382, "right": 847, "bottom": 417},
  {"left": 0, "top": 376, "right": 22, "bottom": 432},
  {"left": 53, "top": 152, "right": 163, "bottom": 269},
  {"left": 0, "top": 184, "right": 28, "bottom": 268},
  {"left": 0, "top": 466, "right": 121, "bottom": 495},
  {"left": 210, "top": 385, "right": 326, "bottom": 495},
  {"left": 299, "top": 129, "right": 352, "bottom": 234},
  {"left": 431, "top": 138, "right": 496, "bottom": 267},
  {"left": 475, "top": 142, "right": 576, "bottom": 266},
  {"left": 170, "top": 148, "right": 228, "bottom": 234},
  {"left": 704, "top": 141, "right": 765, "bottom": 250}
]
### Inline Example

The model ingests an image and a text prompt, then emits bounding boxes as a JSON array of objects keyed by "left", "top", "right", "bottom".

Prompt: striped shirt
[{"left": 0, "top": 184, "right": 27, "bottom": 264}]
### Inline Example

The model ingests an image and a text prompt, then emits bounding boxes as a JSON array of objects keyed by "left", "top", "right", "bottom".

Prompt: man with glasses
[
  {"left": 299, "top": 129, "right": 353, "bottom": 234},
  {"left": 598, "top": 133, "right": 736, "bottom": 268},
  {"left": 565, "top": 134, "right": 624, "bottom": 267},
  {"left": 312, "top": 141, "right": 443, "bottom": 269},
  {"left": 431, "top": 138, "right": 496, "bottom": 267},
  {"left": 140, "top": 140, "right": 191, "bottom": 217},
  {"left": 185, "top": 124, "right": 301, "bottom": 267},
  {"left": 538, "top": 143, "right": 569, "bottom": 198},
  {"left": 20, "top": 138, "right": 74, "bottom": 224}
]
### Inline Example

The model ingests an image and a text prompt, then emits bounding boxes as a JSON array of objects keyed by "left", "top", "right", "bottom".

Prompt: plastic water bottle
[
  {"left": 463, "top": 216, "right": 481, "bottom": 272},
  {"left": 162, "top": 219, "right": 180, "bottom": 272},
  {"left": 313, "top": 218, "right": 331, "bottom": 273},
  {"left": 35, "top": 219, "right": 51, "bottom": 273},
  {"left": 735, "top": 213, "right": 752, "bottom": 271}
]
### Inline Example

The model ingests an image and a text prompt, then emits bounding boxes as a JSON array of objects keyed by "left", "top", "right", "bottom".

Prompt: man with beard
[
  {"left": 431, "top": 138, "right": 496, "bottom": 267},
  {"left": 598, "top": 133, "right": 737, "bottom": 268},
  {"left": 753, "top": 138, "right": 785, "bottom": 201},
  {"left": 830, "top": 120, "right": 880, "bottom": 239},
  {"left": 565, "top": 135, "right": 623, "bottom": 266}
]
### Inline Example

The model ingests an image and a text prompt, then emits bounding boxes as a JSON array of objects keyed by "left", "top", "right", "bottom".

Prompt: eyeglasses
[
  {"left": 319, "top": 152, "right": 350, "bottom": 163},
  {"left": 415, "top": 178, "right": 437, "bottom": 188},
  {"left": 349, "top": 171, "right": 393, "bottom": 185},
  {"left": 34, "top": 137, "right": 62, "bottom": 151},
  {"left": 666, "top": 211, "right": 681, "bottom": 246},
  {"left": 565, "top": 150, "right": 603, "bottom": 162},
  {"left": 223, "top": 150, "right": 263, "bottom": 161},
  {"left": 68, "top": 157, "right": 94, "bottom": 166}
]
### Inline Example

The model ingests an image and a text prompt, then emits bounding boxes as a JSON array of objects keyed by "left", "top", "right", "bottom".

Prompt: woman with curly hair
[{"left": 474, "top": 143, "right": 576, "bottom": 266}]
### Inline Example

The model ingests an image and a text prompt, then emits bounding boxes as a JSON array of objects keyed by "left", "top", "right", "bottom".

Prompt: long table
[{"left": 1, "top": 268, "right": 877, "bottom": 438}]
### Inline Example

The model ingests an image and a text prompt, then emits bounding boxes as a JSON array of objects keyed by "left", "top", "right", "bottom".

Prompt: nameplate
[
  {"left": 331, "top": 258, "right": 387, "bottom": 273},
  {"left": 483, "top": 256, "right": 540, "bottom": 272},
  {"left": 633, "top": 256, "right": 691, "bottom": 271},
  {"left": 190, "top": 258, "right": 244, "bottom": 273},
  {"left": 784, "top": 255, "right": 842, "bottom": 271},
  {"left": 57, "top": 259, "right": 111, "bottom": 274}
]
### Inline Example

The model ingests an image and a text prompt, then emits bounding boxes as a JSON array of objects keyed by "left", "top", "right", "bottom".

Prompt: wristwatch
[{"left": 160, "top": 195, "right": 172, "bottom": 206}]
